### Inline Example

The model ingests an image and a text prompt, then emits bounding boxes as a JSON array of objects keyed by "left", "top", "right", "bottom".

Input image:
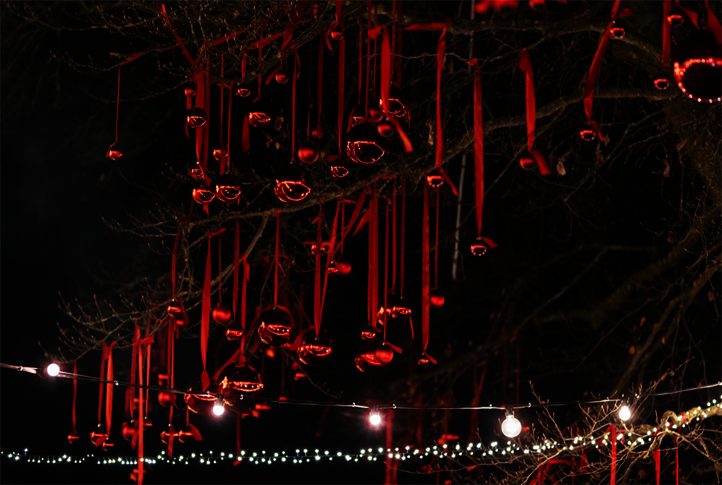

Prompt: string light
[
  {"left": 46, "top": 363, "right": 60, "bottom": 377},
  {"left": 368, "top": 408, "right": 382, "bottom": 427},
  {"left": 212, "top": 398, "right": 225, "bottom": 417},
  {"left": 501, "top": 407, "right": 522, "bottom": 438},
  {"left": 618, "top": 405, "right": 631, "bottom": 421}
]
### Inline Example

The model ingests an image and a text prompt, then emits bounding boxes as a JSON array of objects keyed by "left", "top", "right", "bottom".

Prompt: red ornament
[
  {"left": 248, "top": 99, "right": 273, "bottom": 127},
  {"left": 275, "top": 72, "right": 289, "bottom": 84},
  {"left": 160, "top": 424, "right": 174, "bottom": 445},
  {"left": 311, "top": 126, "right": 324, "bottom": 139},
  {"left": 374, "top": 343, "right": 394, "bottom": 365},
  {"left": 102, "top": 439, "right": 114, "bottom": 452},
  {"left": 579, "top": 124, "right": 597, "bottom": 142},
  {"left": 387, "top": 292, "right": 412, "bottom": 319},
  {"left": 236, "top": 84, "right": 253, "bottom": 97},
  {"left": 192, "top": 183, "right": 216, "bottom": 204},
  {"left": 330, "top": 28, "right": 344, "bottom": 41},
  {"left": 90, "top": 423, "right": 108, "bottom": 447},
  {"left": 653, "top": 72, "right": 671, "bottom": 90},
  {"left": 355, "top": 341, "right": 387, "bottom": 373},
  {"left": 610, "top": 19, "right": 626, "bottom": 39},
  {"left": 673, "top": 32, "right": 722, "bottom": 104},
  {"left": 212, "top": 302, "right": 232, "bottom": 325},
  {"left": 215, "top": 172, "right": 243, "bottom": 203},
  {"left": 256, "top": 306, "right": 295, "bottom": 347},
  {"left": 327, "top": 155, "right": 350, "bottom": 178},
  {"left": 328, "top": 256, "right": 352, "bottom": 275},
  {"left": 225, "top": 321, "right": 244, "bottom": 341},
  {"left": 298, "top": 141, "right": 320, "bottom": 164},
  {"left": 157, "top": 391, "right": 176, "bottom": 408},
  {"left": 213, "top": 148, "right": 226, "bottom": 161},
  {"left": 379, "top": 84, "right": 408, "bottom": 121},
  {"left": 471, "top": 239, "right": 489, "bottom": 256},
  {"left": 189, "top": 162, "right": 204, "bottom": 180},
  {"left": 667, "top": 9, "right": 684, "bottom": 27},
  {"left": 177, "top": 425, "right": 199, "bottom": 443},
  {"left": 122, "top": 421, "right": 135, "bottom": 441},
  {"left": 418, "top": 354, "right": 430, "bottom": 365},
  {"left": 105, "top": 149, "right": 123, "bottom": 160},
  {"left": 368, "top": 107, "right": 384, "bottom": 123},
  {"left": 184, "top": 82, "right": 198, "bottom": 98},
  {"left": 297, "top": 332, "right": 333, "bottom": 365},
  {"left": 221, "top": 363, "right": 264, "bottom": 393},
  {"left": 174, "top": 311, "right": 189, "bottom": 326},
  {"left": 184, "top": 379, "right": 222, "bottom": 415},
  {"left": 168, "top": 298, "right": 184, "bottom": 315},
  {"left": 426, "top": 171, "right": 445, "bottom": 188},
  {"left": 348, "top": 106, "right": 366, "bottom": 130},
  {"left": 346, "top": 122, "right": 386, "bottom": 165},
  {"left": 67, "top": 431, "right": 79, "bottom": 445},
  {"left": 186, "top": 106, "right": 208, "bottom": 129},
  {"left": 274, "top": 164, "right": 313, "bottom": 203},
  {"left": 361, "top": 324, "right": 378, "bottom": 340},
  {"left": 377, "top": 120, "right": 395, "bottom": 137},
  {"left": 519, "top": 151, "right": 538, "bottom": 171},
  {"left": 429, "top": 289, "right": 445, "bottom": 308}
]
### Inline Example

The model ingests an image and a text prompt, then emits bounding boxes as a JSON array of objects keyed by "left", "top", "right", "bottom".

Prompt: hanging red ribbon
[
  {"left": 519, "top": 49, "right": 551, "bottom": 175},
  {"left": 105, "top": 68, "right": 122, "bottom": 159},
  {"left": 471, "top": 59, "right": 485, "bottom": 238},
  {"left": 395, "top": 0, "right": 403, "bottom": 85},
  {"left": 241, "top": 254, "right": 249, "bottom": 352},
  {"left": 706, "top": 0, "right": 722, "bottom": 44},
  {"left": 274, "top": 209, "right": 281, "bottom": 306},
  {"left": 421, "top": 182, "right": 430, "bottom": 355},
  {"left": 171, "top": 220, "right": 185, "bottom": 298},
  {"left": 132, "top": 330, "right": 146, "bottom": 485},
  {"left": 583, "top": 0, "right": 632, "bottom": 140},
  {"left": 166, "top": 319, "right": 176, "bottom": 457},
  {"left": 233, "top": 220, "right": 240, "bottom": 319},
  {"left": 105, "top": 342, "right": 115, "bottom": 439},
  {"left": 337, "top": 35, "right": 345, "bottom": 154},
  {"left": 662, "top": 1, "right": 672, "bottom": 69},
  {"left": 400, "top": 178, "right": 406, "bottom": 296},
  {"left": 98, "top": 342, "right": 108, "bottom": 429},
  {"left": 291, "top": 51, "right": 299, "bottom": 160},
  {"left": 316, "top": 37, "right": 324, "bottom": 135},
  {"left": 314, "top": 204, "right": 323, "bottom": 337},
  {"left": 71, "top": 360, "right": 78, "bottom": 436},
  {"left": 201, "top": 228, "right": 226, "bottom": 391},
  {"left": 610, "top": 424, "right": 617, "bottom": 485},
  {"left": 654, "top": 448, "right": 661, "bottom": 485}
]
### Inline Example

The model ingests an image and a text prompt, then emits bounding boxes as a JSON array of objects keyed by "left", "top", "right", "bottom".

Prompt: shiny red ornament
[
  {"left": 160, "top": 424, "right": 174, "bottom": 444},
  {"left": 298, "top": 141, "right": 320, "bottom": 164},
  {"left": 90, "top": 423, "right": 108, "bottom": 447},
  {"left": 328, "top": 256, "right": 352, "bottom": 275},
  {"left": 361, "top": 324, "right": 378, "bottom": 340},
  {"left": 417, "top": 354, "right": 431, "bottom": 365},
  {"left": 213, "top": 148, "right": 226, "bottom": 161},
  {"left": 177, "top": 425, "right": 199, "bottom": 443},
  {"left": 387, "top": 292, "right": 412, "bottom": 320},
  {"left": 222, "top": 363, "right": 264, "bottom": 393},
  {"left": 311, "top": 126, "right": 324, "bottom": 139},
  {"left": 519, "top": 151, "right": 537, "bottom": 171},
  {"left": 102, "top": 439, "right": 114, "bottom": 452},
  {"left": 346, "top": 122, "right": 386, "bottom": 165},
  {"left": 215, "top": 172, "right": 243, "bottom": 203},
  {"left": 330, "top": 28, "right": 344, "bottom": 41},
  {"left": 368, "top": 107, "right": 384, "bottom": 124},
  {"left": 184, "top": 82, "right": 198, "bottom": 98},
  {"left": 248, "top": 99, "right": 274, "bottom": 127},
  {"left": 274, "top": 164, "right": 313, "bottom": 203},
  {"left": 374, "top": 342, "right": 394, "bottom": 365},
  {"left": 122, "top": 421, "right": 135, "bottom": 441},
  {"left": 348, "top": 106, "right": 366, "bottom": 130},
  {"left": 184, "top": 379, "right": 222, "bottom": 415},
  {"left": 67, "top": 431, "right": 80, "bottom": 444},
  {"left": 327, "top": 155, "right": 350, "bottom": 178},
  {"left": 673, "top": 32, "right": 722, "bottom": 104},
  {"left": 168, "top": 298, "right": 184, "bottom": 315},
  {"left": 105, "top": 149, "right": 123, "bottom": 160},
  {"left": 297, "top": 332, "right": 333, "bottom": 366},
  {"left": 236, "top": 84, "right": 253, "bottom": 97},
  {"left": 186, "top": 106, "right": 208, "bottom": 129},
  {"left": 379, "top": 84, "right": 408, "bottom": 121},
  {"left": 275, "top": 72, "right": 289, "bottom": 84},
  {"left": 189, "top": 161, "right": 205, "bottom": 180},
  {"left": 175, "top": 311, "right": 189, "bottom": 326},
  {"left": 471, "top": 239, "right": 489, "bottom": 256},
  {"left": 429, "top": 289, "right": 445, "bottom": 308},
  {"left": 225, "top": 320, "right": 244, "bottom": 341},
  {"left": 158, "top": 391, "right": 176, "bottom": 408},
  {"left": 610, "top": 19, "right": 626, "bottom": 39},
  {"left": 355, "top": 341, "right": 387, "bottom": 373},
  {"left": 212, "top": 302, "right": 232, "bottom": 325},
  {"left": 256, "top": 306, "right": 295, "bottom": 347},
  {"left": 377, "top": 120, "right": 394, "bottom": 137},
  {"left": 579, "top": 124, "right": 597, "bottom": 142},
  {"left": 426, "top": 171, "right": 445, "bottom": 188},
  {"left": 667, "top": 10, "right": 684, "bottom": 27},
  {"left": 192, "top": 183, "right": 216, "bottom": 204}
]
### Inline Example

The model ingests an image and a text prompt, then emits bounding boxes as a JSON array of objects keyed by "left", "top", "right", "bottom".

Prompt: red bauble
[
  {"left": 67, "top": 431, "right": 79, "bottom": 444},
  {"left": 653, "top": 75, "right": 670, "bottom": 91},
  {"left": 122, "top": 421, "right": 135, "bottom": 441},
  {"left": 579, "top": 124, "right": 597, "bottom": 142},
  {"left": 275, "top": 72, "right": 289, "bottom": 84},
  {"left": 225, "top": 320, "right": 244, "bottom": 341},
  {"left": 274, "top": 164, "right": 313, "bottom": 203},
  {"left": 328, "top": 256, "right": 352, "bottom": 275},
  {"left": 471, "top": 239, "right": 489, "bottom": 256},
  {"left": 327, "top": 155, "right": 350, "bottom": 178},
  {"left": 379, "top": 84, "right": 408, "bottom": 120},
  {"left": 256, "top": 306, "right": 295, "bottom": 347},
  {"left": 297, "top": 332, "right": 333, "bottom": 366},
  {"left": 175, "top": 311, "right": 189, "bottom": 326},
  {"left": 168, "top": 298, "right": 184, "bottom": 315},
  {"left": 102, "top": 439, "right": 114, "bottom": 452},
  {"left": 106, "top": 149, "right": 123, "bottom": 160},
  {"left": 348, "top": 106, "right": 366, "bottom": 130},
  {"left": 222, "top": 363, "right": 264, "bottom": 393},
  {"left": 158, "top": 391, "right": 176, "bottom": 408},
  {"left": 610, "top": 19, "right": 625, "bottom": 39},
  {"left": 248, "top": 99, "right": 274, "bottom": 127},
  {"left": 374, "top": 343, "right": 394, "bottom": 365},
  {"left": 667, "top": 8, "right": 684, "bottom": 27},
  {"left": 213, "top": 148, "right": 226, "bottom": 161},
  {"left": 519, "top": 151, "right": 537, "bottom": 171},
  {"left": 215, "top": 172, "right": 242, "bottom": 203},
  {"left": 177, "top": 425, "right": 199, "bottom": 443},
  {"left": 330, "top": 28, "right": 344, "bottom": 41},
  {"left": 186, "top": 106, "right": 208, "bottom": 129},
  {"left": 361, "top": 324, "right": 378, "bottom": 340},
  {"left": 377, "top": 120, "right": 395, "bottom": 137},
  {"left": 311, "top": 126, "right": 324, "bottom": 139},
  {"left": 212, "top": 303, "right": 232, "bottom": 325},
  {"left": 355, "top": 341, "right": 387, "bottom": 373},
  {"left": 192, "top": 183, "right": 216, "bottom": 204},
  {"left": 418, "top": 354, "right": 431, "bottom": 365},
  {"left": 426, "top": 171, "right": 445, "bottom": 188},
  {"left": 184, "top": 82, "right": 198, "bottom": 98},
  {"left": 189, "top": 162, "right": 204, "bottom": 180},
  {"left": 429, "top": 289, "right": 445, "bottom": 308},
  {"left": 368, "top": 107, "right": 384, "bottom": 123},
  {"left": 160, "top": 424, "right": 174, "bottom": 445},
  {"left": 298, "top": 141, "right": 320, "bottom": 164},
  {"left": 387, "top": 292, "right": 412, "bottom": 319},
  {"left": 90, "top": 423, "right": 108, "bottom": 447},
  {"left": 673, "top": 31, "right": 722, "bottom": 104},
  {"left": 236, "top": 84, "right": 253, "bottom": 97},
  {"left": 346, "top": 122, "right": 386, "bottom": 165},
  {"left": 184, "top": 378, "right": 222, "bottom": 415}
]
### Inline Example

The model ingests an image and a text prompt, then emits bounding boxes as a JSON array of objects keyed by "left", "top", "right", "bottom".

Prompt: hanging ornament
[
  {"left": 361, "top": 324, "right": 378, "bottom": 340},
  {"left": 192, "top": 182, "right": 216, "bottom": 204},
  {"left": 374, "top": 342, "right": 394, "bottom": 365},
  {"left": 174, "top": 311, "right": 189, "bottom": 326},
  {"left": 105, "top": 68, "right": 123, "bottom": 160},
  {"left": 429, "top": 289, "right": 445, "bottom": 308},
  {"left": 386, "top": 292, "right": 412, "bottom": 320},
  {"left": 122, "top": 421, "right": 135, "bottom": 442},
  {"left": 330, "top": 28, "right": 344, "bottom": 40},
  {"left": 297, "top": 141, "right": 320, "bottom": 164},
  {"left": 176, "top": 425, "right": 201, "bottom": 444},
  {"left": 90, "top": 423, "right": 108, "bottom": 447},
  {"left": 328, "top": 256, "right": 352, "bottom": 275},
  {"left": 214, "top": 172, "right": 242, "bottom": 203},
  {"left": 157, "top": 391, "right": 176, "bottom": 408},
  {"left": 247, "top": 98, "right": 274, "bottom": 127},
  {"left": 367, "top": 107, "right": 384, "bottom": 123},
  {"left": 188, "top": 161, "right": 205, "bottom": 180},
  {"left": 212, "top": 303, "right": 232, "bottom": 325},
  {"left": 673, "top": 30, "right": 722, "bottom": 103},
  {"left": 327, "top": 155, "right": 350, "bottom": 178},
  {"left": 236, "top": 84, "right": 253, "bottom": 97},
  {"left": 355, "top": 340, "right": 386, "bottom": 373},
  {"left": 67, "top": 431, "right": 79, "bottom": 444},
  {"left": 274, "top": 164, "right": 313, "bottom": 203},
  {"left": 184, "top": 379, "right": 222, "bottom": 415},
  {"left": 610, "top": 18, "right": 627, "bottom": 39},
  {"left": 102, "top": 439, "right": 115, "bottom": 452},
  {"left": 225, "top": 321, "right": 244, "bottom": 341},
  {"left": 501, "top": 408, "right": 522, "bottom": 438},
  {"left": 471, "top": 237, "right": 497, "bottom": 256},
  {"left": 518, "top": 49, "right": 551, "bottom": 174},
  {"left": 378, "top": 83, "right": 408, "bottom": 121},
  {"left": 346, "top": 122, "right": 386, "bottom": 165},
  {"left": 275, "top": 72, "right": 290, "bottom": 84},
  {"left": 579, "top": 122, "right": 598, "bottom": 142},
  {"left": 297, "top": 331, "right": 333, "bottom": 365},
  {"left": 186, "top": 106, "right": 209, "bottom": 129},
  {"left": 348, "top": 105, "right": 366, "bottom": 130},
  {"left": 184, "top": 82, "right": 198, "bottom": 99},
  {"left": 222, "top": 363, "right": 264, "bottom": 393},
  {"left": 159, "top": 424, "right": 174, "bottom": 445},
  {"left": 167, "top": 298, "right": 184, "bottom": 315},
  {"left": 425, "top": 171, "right": 445, "bottom": 188},
  {"left": 377, "top": 119, "right": 394, "bottom": 137},
  {"left": 654, "top": 73, "right": 671, "bottom": 90},
  {"left": 256, "top": 306, "right": 295, "bottom": 347}
]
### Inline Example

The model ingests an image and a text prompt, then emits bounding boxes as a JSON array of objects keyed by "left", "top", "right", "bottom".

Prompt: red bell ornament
[
  {"left": 222, "top": 363, "right": 264, "bottom": 393},
  {"left": 377, "top": 120, "right": 395, "bottom": 137},
  {"left": 256, "top": 306, "right": 295, "bottom": 347},
  {"left": 361, "top": 324, "right": 378, "bottom": 340},
  {"left": 168, "top": 298, "right": 184, "bottom": 315},
  {"left": 215, "top": 172, "right": 243, "bottom": 203},
  {"left": 122, "top": 421, "right": 135, "bottom": 441},
  {"left": 610, "top": 18, "right": 626, "bottom": 39},
  {"left": 297, "top": 332, "right": 333, "bottom": 366},
  {"left": 274, "top": 164, "right": 313, "bottom": 203},
  {"left": 328, "top": 256, "right": 352, "bottom": 275},
  {"left": 426, "top": 171, "right": 445, "bottom": 188},
  {"left": 90, "top": 423, "right": 108, "bottom": 446},
  {"left": 158, "top": 391, "right": 176, "bottom": 408},
  {"left": 184, "top": 378, "right": 222, "bottom": 415},
  {"left": 379, "top": 83, "right": 408, "bottom": 121},
  {"left": 212, "top": 302, "right": 232, "bottom": 325},
  {"left": 374, "top": 342, "right": 394, "bottom": 365},
  {"left": 297, "top": 141, "right": 320, "bottom": 164},
  {"left": 327, "top": 155, "right": 350, "bottom": 178},
  {"left": 192, "top": 182, "right": 216, "bottom": 204},
  {"left": 346, "top": 122, "right": 386, "bottom": 165},
  {"left": 67, "top": 431, "right": 80, "bottom": 444},
  {"left": 248, "top": 98, "right": 274, "bottom": 127},
  {"left": 673, "top": 31, "right": 722, "bottom": 104},
  {"left": 429, "top": 289, "right": 445, "bottom": 308},
  {"left": 186, "top": 106, "right": 208, "bottom": 129},
  {"left": 188, "top": 161, "right": 205, "bottom": 180},
  {"left": 225, "top": 320, "right": 244, "bottom": 341},
  {"left": 368, "top": 107, "right": 384, "bottom": 124}
]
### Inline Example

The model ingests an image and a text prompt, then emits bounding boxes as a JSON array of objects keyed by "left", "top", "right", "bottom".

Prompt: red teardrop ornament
[
  {"left": 212, "top": 303, "right": 232, "bottom": 325},
  {"left": 186, "top": 106, "right": 208, "bottom": 129},
  {"left": 256, "top": 306, "right": 295, "bottom": 347},
  {"left": 429, "top": 289, "right": 445, "bottom": 308},
  {"left": 298, "top": 141, "right": 320, "bottom": 164}
]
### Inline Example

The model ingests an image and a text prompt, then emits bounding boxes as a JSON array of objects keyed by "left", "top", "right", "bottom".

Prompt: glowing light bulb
[
  {"left": 501, "top": 414, "right": 522, "bottom": 438},
  {"left": 46, "top": 363, "right": 60, "bottom": 377},
  {"left": 369, "top": 410, "right": 382, "bottom": 426},
  {"left": 619, "top": 405, "right": 631, "bottom": 421},
  {"left": 212, "top": 399, "right": 225, "bottom": 416}
]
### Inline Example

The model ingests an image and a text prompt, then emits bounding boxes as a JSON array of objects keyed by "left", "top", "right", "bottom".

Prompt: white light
[
  {"left": 501, "top": 415, "right": 522, "bottom": 438},
  {"left": 369, "top": 411, "right": 382, "bottom": 426},
  {"left": 212, "top": 401, "right": 225, "bottom": 416},
  {"left": 46, "top": 363, "right": 60, "bottom": 377},
  {"left": 619, "top": 405, "right": 631, "bottom": 421}
]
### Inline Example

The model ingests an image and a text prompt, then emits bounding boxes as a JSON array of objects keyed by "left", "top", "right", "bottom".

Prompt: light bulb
[
  {"left": 46, "top": 363, "right": 60, "bottom": 377},
  {"left": 369, "top": 410, "right": 382, "bottom": 426},
  {"left": 619, "top": 405, "right": 631, "bottom": 421},
  {"left": 501, "top": 415, "right": 522, "bottom": 438},
  {"left": 212, "top": 399, "right": 225, "bottom": 416}
]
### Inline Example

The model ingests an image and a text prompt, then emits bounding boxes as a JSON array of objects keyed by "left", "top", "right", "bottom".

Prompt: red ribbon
[
  {"left": 158, "top": 4, "right": 194, "bottom": 62},
  {"left": 105, "top": 342, "right": 115, "bottom": 437},
  {"left": 395, "top": 0, "right": 403, "bottom": 85},
  {"left": 662, "top": 1, "right": 672, "bottom": 69},
  {"left": 233, "top": 220, "right": 240, "bottom": 319},
  {"left": 610, "top": 424, "right": 617, "bottom": 485},
  {"left": 675, "top": 436, "right": 679, "bottom": 485},
  {"left": 71, "top": 360, "right": 78, "bottom": 434},
  {"left": 706, "top": 0, "right": 722, "bottom": 44},
  {"left": 519, "top": 49, "right": 551, "bottom": 175},
  {"left": 274, "top": 209, "right": 281, "bottom": 306},
  {"left": 166, "top": 319, "right": 176, "bottom": 457},
  {"left": 98, "top": 342, "right": 107, "bottom": 429},
  {"left": 343, "top": 190, "right": 368, "bottom": 240},
  {"left": 291, "top": 51, "right": 299, "bottom": 160},
  {"left": 421, "top": 182, "right": 430, "bottom": 354},
  {"left": 400, "top": 178, "right": 406, "bottom": 295},
  {"left": 133, "top": 329, "right": 146, "bottom": 485},
  {"left": 316, "top": 37, "right": 324, "bottom": 135},
  {"left": 241, "top": 254, "right": 249, "bottom": 352},
  {"left": 201, "top": 229, "right": 226, "bottom": 391},
  {"left": 171, "top": 222, "right": 183, "bottom": 297},
  {"left": 383, "top": 197, "right": 390, "bottom": 340},
  {"left": 105, "top": 68, "right": 121, "bottom": 159},
  {"left": 654, "top": 448, "right": 661, "bottom": 485},
  {"left": 675, "top": 0, "right": 699, "bottom": 27},
  {"left": 314, "top": 205, "right": 323, "bottom": 337},
  {"left": 337, "top": 34, "right": 346, "bottom": 154},
  {"left": 470, "top": 59, "right": 485, "bottom": 237}
]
